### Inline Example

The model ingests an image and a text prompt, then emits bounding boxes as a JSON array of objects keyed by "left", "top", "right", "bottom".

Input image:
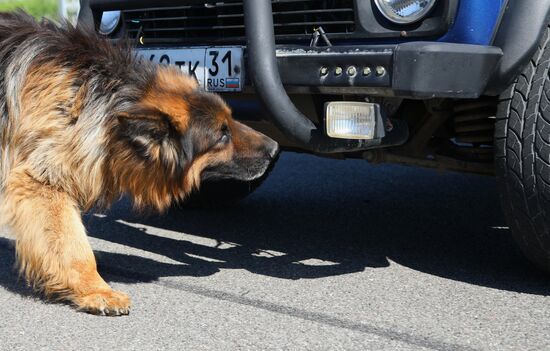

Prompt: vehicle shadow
[
  {"left": 88, "top": 152, "right": 550, "bottom": 295},
  {"left": 0, "top": 152, "right": 548, "bottom": 297}
]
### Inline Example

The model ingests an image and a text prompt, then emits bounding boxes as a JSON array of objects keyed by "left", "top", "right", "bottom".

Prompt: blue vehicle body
[{"left": 439, "top": 0, "right": 505, "bottom": 45}]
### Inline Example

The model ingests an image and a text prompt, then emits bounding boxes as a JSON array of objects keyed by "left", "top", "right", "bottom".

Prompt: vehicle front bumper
[{"left": 273, "top": 43, "right": 503, "bottom": 99}]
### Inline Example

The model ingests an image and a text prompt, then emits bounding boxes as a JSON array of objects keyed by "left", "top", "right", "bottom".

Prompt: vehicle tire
[{"left": 495, "top": 26, "right": 550, "bottom": 271}]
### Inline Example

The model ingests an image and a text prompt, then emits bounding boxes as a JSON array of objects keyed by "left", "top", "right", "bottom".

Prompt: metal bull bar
[{"left": 242, "top": 0, "right": 408, "bottom": 154}]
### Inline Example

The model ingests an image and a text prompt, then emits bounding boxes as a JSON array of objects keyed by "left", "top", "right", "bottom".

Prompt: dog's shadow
[{"left": 1, "top": 152, "right": 549, "bottom": 297}]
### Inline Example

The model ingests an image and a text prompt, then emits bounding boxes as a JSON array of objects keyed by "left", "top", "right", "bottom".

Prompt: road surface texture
[{"left": 0, "top": 152, "right": 549, "bottom": 350}]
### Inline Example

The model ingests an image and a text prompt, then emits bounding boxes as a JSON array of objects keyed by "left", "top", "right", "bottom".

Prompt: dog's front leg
[{"left": 3, "top": 169, "right": 130, "bottom": 316}]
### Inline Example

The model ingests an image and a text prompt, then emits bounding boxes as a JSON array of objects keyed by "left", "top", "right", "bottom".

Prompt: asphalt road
[{"left": 0, "top": 152, "right": 549, "bottom": 350}]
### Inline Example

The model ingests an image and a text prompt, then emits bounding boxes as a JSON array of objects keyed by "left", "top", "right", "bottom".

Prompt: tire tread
[{"left": 496, "top": 26, "right": 550, "bottom": 269}]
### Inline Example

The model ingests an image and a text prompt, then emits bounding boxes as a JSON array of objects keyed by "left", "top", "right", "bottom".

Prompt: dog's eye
[
  {"left": 220, "top": 134, "right": 229, "bottom": 143},
  {"left": 219, "top": 125, "right": 230, "bottom": 144}
]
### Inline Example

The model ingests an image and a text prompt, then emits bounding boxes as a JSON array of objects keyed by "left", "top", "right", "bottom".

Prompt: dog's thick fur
[{"left": 0, "top": 12, "right": 278, "bottom": 315}]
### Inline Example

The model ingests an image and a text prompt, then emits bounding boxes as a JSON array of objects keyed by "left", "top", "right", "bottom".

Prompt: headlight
[
  {"left": 374, "top": 0, "right": 437, "bottom": 24},
  {"left": 99, "top": 10, "right": 121, "bottom": 35}
]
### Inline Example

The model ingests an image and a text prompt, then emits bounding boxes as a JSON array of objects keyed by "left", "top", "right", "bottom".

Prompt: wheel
[
  {"left": 179, "top": 154, "right": 278, "bottom": 209},
  {"left": 495, "top": 26, "right": 550, "bottom": 271}
]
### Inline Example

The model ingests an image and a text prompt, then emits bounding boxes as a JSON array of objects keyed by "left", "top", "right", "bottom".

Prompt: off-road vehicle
[{"left": 79, "top": 0, "right": 550, "bottom": 271}]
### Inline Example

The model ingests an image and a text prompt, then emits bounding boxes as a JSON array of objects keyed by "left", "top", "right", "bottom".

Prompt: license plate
[{"left": 138, "top": 47, "right": 244, "bottom": 92}]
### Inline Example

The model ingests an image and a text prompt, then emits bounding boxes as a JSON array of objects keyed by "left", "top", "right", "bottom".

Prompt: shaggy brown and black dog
[{"left": 0, "top": 12, "right": 278, "bottom": 315}]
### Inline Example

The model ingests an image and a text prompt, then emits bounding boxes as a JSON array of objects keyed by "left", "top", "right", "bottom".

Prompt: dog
[{"left": 0, "top": 12, "right": 278, "bottom": 315}]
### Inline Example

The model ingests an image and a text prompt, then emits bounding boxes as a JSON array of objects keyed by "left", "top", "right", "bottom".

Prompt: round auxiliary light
[
  {"left": 99, "top": 10, "right": 121, "bottom": 35},
  {"left": 374, "top": 0, "right": 437, "bottom": 24}
]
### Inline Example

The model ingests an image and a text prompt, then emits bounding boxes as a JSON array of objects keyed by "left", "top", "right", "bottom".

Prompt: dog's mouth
[
  {"left": 201, "top": 153, "right": 279, "bottom": 183},
  {"left": 199, "top": 135, "right": 279, "bottom": 183},
  {"left": 241, "top": 157, "right": 277, "bottom": 181}
]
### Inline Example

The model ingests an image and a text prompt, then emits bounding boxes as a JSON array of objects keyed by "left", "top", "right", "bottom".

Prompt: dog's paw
[{"left": 74, "top": 290, "right": 131, "bottom": 316}]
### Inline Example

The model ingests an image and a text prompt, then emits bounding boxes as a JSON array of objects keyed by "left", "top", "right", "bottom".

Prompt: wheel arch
[{"left": 487, "top": 0, "right": 550, "bottom": 94}]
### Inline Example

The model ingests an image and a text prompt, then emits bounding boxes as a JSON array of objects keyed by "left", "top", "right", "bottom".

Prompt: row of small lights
[{"left": 320, "top": 66, "right": 386, "bottom": 78}]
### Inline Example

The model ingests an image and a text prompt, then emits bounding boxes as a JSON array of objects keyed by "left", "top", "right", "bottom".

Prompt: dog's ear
[
  {"left": 117, "top": 110, "right": 171, "bottom": 145},
  {"left": 116, "top": 109, "right": 177, "bottom": 164},
  {"left": 116, "top": 109, "right": 184, "bottom": 171}
]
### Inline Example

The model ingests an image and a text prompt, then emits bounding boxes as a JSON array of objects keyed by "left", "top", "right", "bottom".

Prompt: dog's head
[{"left": 110, "top": 67, "right": 278, "bottom": 210}]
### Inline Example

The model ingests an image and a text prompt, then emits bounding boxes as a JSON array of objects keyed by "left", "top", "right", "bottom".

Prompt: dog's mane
[
  {"left": 0, "top": 11, "right": 155, "bottom": 127},
  {"left": 0, "top": 11, "right": 147, "bottom": 82}
]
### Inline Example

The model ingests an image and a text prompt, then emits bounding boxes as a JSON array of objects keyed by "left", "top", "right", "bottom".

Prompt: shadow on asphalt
[{"left": 1, "top": 152, "right": 549, "bottom": 297}]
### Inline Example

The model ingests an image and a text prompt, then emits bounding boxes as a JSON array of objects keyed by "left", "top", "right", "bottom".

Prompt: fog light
[
  {"left": 374, "top": 0, "right": 437, "bottom": 24},
  {"left": 326, "top": 102, "right": 379, "bottom": 140}
]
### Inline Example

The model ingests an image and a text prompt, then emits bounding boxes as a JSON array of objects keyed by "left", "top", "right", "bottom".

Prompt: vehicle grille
[{"left": 123, "top": 0, "right": 356, "bottom": 45}]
